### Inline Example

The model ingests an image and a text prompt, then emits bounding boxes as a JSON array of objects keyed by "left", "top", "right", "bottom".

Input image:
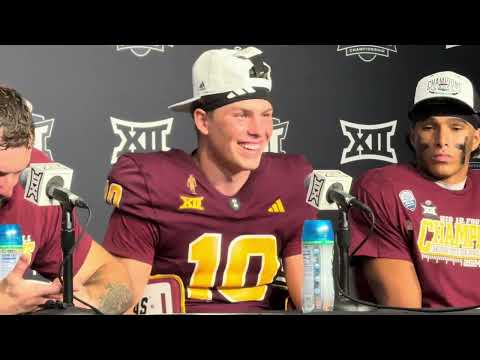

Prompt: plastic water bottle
[
  {"left": 302, "top": 219, "right": 335, "bottom": 313},
  {"left": 0, "top": 224, "right": 23, "bottom": 280}
]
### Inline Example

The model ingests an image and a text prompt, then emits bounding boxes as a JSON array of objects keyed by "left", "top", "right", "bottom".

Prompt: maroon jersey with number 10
[{"left": 103, "top": 149, "right": 316, "bottom": 313}]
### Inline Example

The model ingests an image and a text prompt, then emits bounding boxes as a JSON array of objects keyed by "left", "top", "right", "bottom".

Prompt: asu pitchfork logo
[
  {"left": 110, "top": 117, "right": 173, "bottom": 164},
  {"left": 116, "top": 45, "right": 174, "bottom": 57},
  {"left": 340, "top": 120, "right": 397, "bottom": 164},
  {"left": 33, "top": 113, "right": 54, "bottom": 160}
]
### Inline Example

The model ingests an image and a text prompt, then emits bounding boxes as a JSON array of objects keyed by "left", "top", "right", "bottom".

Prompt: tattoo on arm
[{"left": 98, "top": 283, "right": 133, "bottom": 315}]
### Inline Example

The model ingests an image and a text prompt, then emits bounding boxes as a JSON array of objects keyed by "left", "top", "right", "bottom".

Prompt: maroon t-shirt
[
  {"left": 0, "top": 148, "right": 92, "bottom": 280},
  {"left": 103, "top": 149, "right": 316, "bottom": 313},
  {"left": 350, "top": 163, "right": 480, "bottom": 308}
]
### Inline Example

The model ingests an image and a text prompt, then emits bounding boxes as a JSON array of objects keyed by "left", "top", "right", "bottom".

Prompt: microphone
[
  {"left": 305, "top": 170, "right": 371, "bottom": 212},
  {"left": 326, "top": 183, "right": 372, "bottom": 213},
  {"left": 20, "top": 163, "right": 88, "bottom": 208}
]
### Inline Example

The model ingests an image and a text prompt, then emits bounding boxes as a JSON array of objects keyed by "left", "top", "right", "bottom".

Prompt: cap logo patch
[{"left": 427, "top": 76, "right": 461, "bottom": 96}]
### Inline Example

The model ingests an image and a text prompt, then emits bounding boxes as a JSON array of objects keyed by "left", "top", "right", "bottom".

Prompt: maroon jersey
[
  {"left": 103, "top": 149, "right": 316, "bottom": 313},
  {"left": 0, "top": 148, "right": 92, "bottom": 280},
  {"left": 349, "top": 163, "right": 480, "bottom": 308}
]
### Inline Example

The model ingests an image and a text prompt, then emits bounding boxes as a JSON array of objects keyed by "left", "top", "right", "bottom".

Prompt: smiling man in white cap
[
  {"left": 349, "top": 70, "right": 480, "bottom": 309},
  {"left": 102, "top": 46, "right": 316, "bottom": 313}
]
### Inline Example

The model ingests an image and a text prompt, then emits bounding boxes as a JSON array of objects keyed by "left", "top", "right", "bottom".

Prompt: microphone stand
[
  {"left": 337, "top": 207, "right": 350, "bottom": 296},
  {"left": 334, "top": 206, "right": 374, "bottom": 312},
  {"left": 31, "top": 201, "right": 97, "bottom": 315}
]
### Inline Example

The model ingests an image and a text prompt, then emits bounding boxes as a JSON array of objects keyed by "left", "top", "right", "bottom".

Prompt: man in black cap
[{"left": 349, "top": 70, "right": 480, "bottom": 308}]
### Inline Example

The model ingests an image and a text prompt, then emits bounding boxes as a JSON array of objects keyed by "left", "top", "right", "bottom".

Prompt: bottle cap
[
  {"left": 302, "top": 220, "right": 334, "bottom": 244},
  {"left": 0, "top": 224, "right": 23, "bottom": 248}
]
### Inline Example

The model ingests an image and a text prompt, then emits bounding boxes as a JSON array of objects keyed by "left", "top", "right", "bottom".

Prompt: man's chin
[
  {"left": 242, "top": 158, "right": 262, "bottom": 171},
  {"left": 423, "top": 168, "right": 461, "bottom": 182},
  {"left": 229, "top": 161, "right": 260, "bottom": 174}
]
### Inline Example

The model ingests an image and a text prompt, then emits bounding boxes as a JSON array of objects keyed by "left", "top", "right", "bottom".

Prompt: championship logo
[
  {"left": 337, "top": 45, "right": 397, "bottom": 63},
  {"left": 116, "top": 45, "right": 174, "bottom": 57},
  {"left": 399, "top": 190, "right": 416, "bottom": 212},
  {"left": 426, "top": 75, "right": 461, "bottom": 96}
]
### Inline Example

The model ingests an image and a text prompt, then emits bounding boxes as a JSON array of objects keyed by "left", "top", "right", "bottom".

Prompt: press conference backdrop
[{"left": 1, "top": 44, "right": 477, "bottom": 242}]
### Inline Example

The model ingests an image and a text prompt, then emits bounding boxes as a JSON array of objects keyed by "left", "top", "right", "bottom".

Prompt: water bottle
[
  {"left": 0, "top": 224, "right": 23, "bottom": 280},
  {"left": 302, "top": 219, "right": 335, "bottom": 313}
]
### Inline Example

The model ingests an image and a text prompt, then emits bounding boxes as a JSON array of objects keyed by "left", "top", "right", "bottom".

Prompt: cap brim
[
  {"left": 408, "top": 97, "right": 476, "bottom": 121},
  {"left": 168, "top": 96, "right": 200, "bottom": 113}
]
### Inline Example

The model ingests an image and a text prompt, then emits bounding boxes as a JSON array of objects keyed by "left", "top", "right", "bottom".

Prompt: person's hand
[
  {"left": 48, "top": 278, "right": 96, "bottom": 310},
  {"left": 71, "top": 279, "right": 96, "bottom": 310},
  {"left": 0, "top": 255, "right": 62, "bottom": 314}
]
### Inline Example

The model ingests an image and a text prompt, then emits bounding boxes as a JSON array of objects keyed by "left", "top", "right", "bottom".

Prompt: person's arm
[
  {"left": 361, "top": 257, "right": 422, "bottom": 308},
  {"left": 280, "top": 155, "right": 316, "bottom": 310},
  {"left": 0, "top": 255, "right": 62, "bottom": 314},
  {"left": 283, "top": 254, "right": 303, "bottom": 309},
  {"left": 100, "top": 154, "right": 161, "bottom": 314},
  {"left": 71, "top": 241, "right": 134, "bottom": 314},
  {"left": 349, "top": 171, "right": 420, "bottom": 308},
  {"left": 110, "top": 257, "right": 152, "bottom": 314}
]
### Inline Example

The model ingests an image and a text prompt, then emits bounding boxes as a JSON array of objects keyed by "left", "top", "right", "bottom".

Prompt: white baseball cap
[
  {"left": 409, "top": 71, "right": 480, "bottom": 125},
  {"left": 168, "top": 46, "right": 272, "bottom": 113}
]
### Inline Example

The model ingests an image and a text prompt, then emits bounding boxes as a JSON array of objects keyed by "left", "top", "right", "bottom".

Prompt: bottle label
[
  {"left": 302, "top": 244, "right": 335, "bottom": 312},
  {"left": 0, "top": 248, "right": 23, "bottom": 280},
  {"left": 302, "top": 246, "right": 315, "bottom": 313}
]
